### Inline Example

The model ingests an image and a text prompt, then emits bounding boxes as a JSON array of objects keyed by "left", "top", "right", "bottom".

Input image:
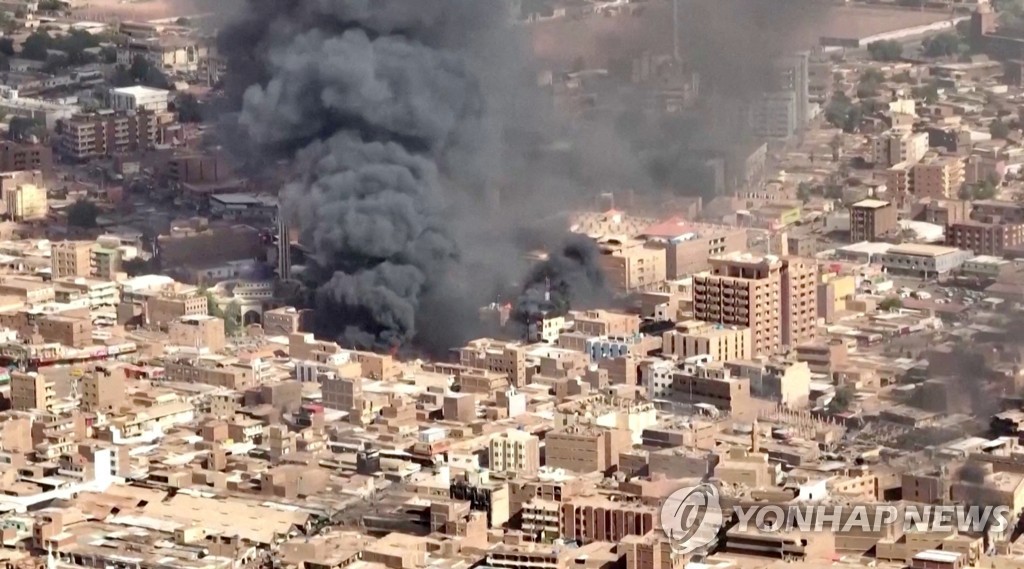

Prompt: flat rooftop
[
  {"left": 852, "top": 199, "right": 890, "bottom": 209},
  {"left": 887, "top": 243, "right": 962, "bottom": 257},
  {"left": 529, "top": 4, "right": 955, "bottom": 66}
]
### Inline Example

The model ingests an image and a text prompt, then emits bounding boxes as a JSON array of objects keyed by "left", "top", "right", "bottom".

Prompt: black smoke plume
[
  {"left": 512, "top": 235, "right": 609, "bottom": 327},
  {"left": 957, "top": 463, "right": 988, "bottom": 485},
  {"left": 220, "top": 0, "right": 606, "bottom": 352},
  {"left": 219, "top": 0, "right": 827, "bottom": 353}
]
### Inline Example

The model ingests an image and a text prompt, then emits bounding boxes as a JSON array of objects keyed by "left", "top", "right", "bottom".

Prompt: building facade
[
  {"left": 946, "top": 221, "right": 1024, "bottom": 256},
  {"left": 59, "top": 110, "right": 161, "bottom": 161},
  {"left": 693, "top": 254, "right": 817, "bottom": 356},
  {"left": 50, "top": 241, "right": 93, "bottom": 279},
  {"left": 850, "top": 199, "right": 897, "bottom": 243}
]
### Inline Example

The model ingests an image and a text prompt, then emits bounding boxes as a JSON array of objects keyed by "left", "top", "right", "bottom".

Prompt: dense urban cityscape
[{"left": 0, "top": 1, "right": 1022, "bottom": 569}]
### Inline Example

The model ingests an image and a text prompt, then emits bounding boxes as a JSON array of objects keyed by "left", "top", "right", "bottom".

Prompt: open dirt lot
[
  {"left": 70, "top": 0, "right": 232, "bottom": 22},
  {"left": 529, "top": 3, "right": 955, "bottom": 67}
]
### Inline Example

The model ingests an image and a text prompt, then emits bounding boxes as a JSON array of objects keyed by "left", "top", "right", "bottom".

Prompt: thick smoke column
[
  {"left": 221, "top": 0, "right": 603, "bottom": 352},
  {"left": 513, "top": 236, "right": 610, "bottom": 327},
  {"left": 957, "top": 463, "right": 987, "bottom": 486}
]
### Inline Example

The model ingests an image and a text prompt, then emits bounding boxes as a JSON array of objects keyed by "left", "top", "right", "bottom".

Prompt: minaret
[
  {"left": 277, "top": 205, "right": 292, "bottom": 281},
  {"left": 751, "top": 417, "right": 760, "bottom": 454}
]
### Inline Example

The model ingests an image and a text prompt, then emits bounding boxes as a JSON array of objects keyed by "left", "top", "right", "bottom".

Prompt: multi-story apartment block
[
  {"left": 662, "top": 320, "right": 752, "bottom": 362},
  {"left": 850, "top": 199, "right": 898, "bottom": 243},
  {"left": 749, "top": 90, "right": 797, "bottom": 139},
  {"left": 11, "top": 371, "right": 55, "bottom": 412},
  {"left": 50, "top": 241, "right": 93, "bottom": 279},
  {"left": 5, "top": 183, "right": 47, "bottom": 221},
  {"left": 946, "top": 221, "right": 1024, "bottom": 256},
  {"left": 596, "top": 238, "right": 666, "bottom": 293},
  {"left": 641, "top": 218, "right": 747, "bottom": 279},
  {"left": 488, "top": 430, "right": 540, "bottom": 476},
  {"left": 0, "top": 141, "right": 52, "bottom": 174},
  {"left": 872, "top": 129, "right": 928, "bottom": 167},
  {"left": 693, "top": 253, "right": 817, "bottom": 356},
  {"left": 59, "top": 110, "right": 161, "bottom": 161},
  {"left": 912, "top": 156, "right": 965, "bottom": 199}
]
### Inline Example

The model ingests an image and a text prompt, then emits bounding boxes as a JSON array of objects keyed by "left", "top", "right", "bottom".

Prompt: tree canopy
[
  {"left": 921, "top": 32, "right": 961, "bottom": 58},
  {"left": 867, "top": 40, "right": 902, "bottom": 61},
  {"left": 176, "top": 94, "right": 202, "bottom": 123},
  {"left": 20, "top": 30, "right": 101, "bottom": 68},
  {"left": 66, "top": 199, "right": 99, "bottom": 229},
  {"left": 879, "top": 297, "right": 903, "bottom": 311},
  {"left": 990, "top": 119, "right": 1011, "bottom": 139}
]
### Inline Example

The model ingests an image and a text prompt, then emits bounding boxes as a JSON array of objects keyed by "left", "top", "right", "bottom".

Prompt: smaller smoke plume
[
  {"left": 957, "top": 463, "right": 987, "bottom": 485},
  {"left": 513, "top": 236, "right": 609, "bottom": 326}
]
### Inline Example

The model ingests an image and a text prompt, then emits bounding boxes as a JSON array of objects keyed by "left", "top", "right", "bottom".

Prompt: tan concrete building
[
  {"left": 10, "top": 371, "right": 54, "bottom": 411},
  {"left": 872, "top": 129, "right": 928, "bottom": 167},
  {"left": 59, "top": 110, "right": 162, "bottom": 161},
  {"left": 4, "top": 183, "right": 47, "bottom": 221},
  {"left": 693, "top": 254, "right": 817, "bottom": 356},
  {"left": 570, "top": 309, "right": 640, "bottom": 337},
  {"left": 559, "top": 495, "right": 656, "bottom": 544},
  {"left": 164, "top": 358, "right": 256, "bottom": 390},
  {"left": 912, "top": 156, "right": 965, "bottom": 199},
  {"left": 459, "top": 338, "right": 528, "bottom": 388},
  {"left": 913, "top": 197, "right": 971, "bottom": 226},
  {"left": 50, "top": 241, "right": 93, "bottom": 279},
  {"left": 262, "top": 306, "right": 311, "bottom": 336},
  {"left": 641, "top": 217, "right": 748, "bottom": 278},
  {"left": 489, "top": 430, "right": 540, "bottom": 476},
  {"left": 622, "top": 532, "right": 685, "bottom": 569},
  {"left": 168, "top": 314, "right": 226, "bottom": 352},
  {"left": 596, "top": 238, "right": 666, "bottom": 293},
  {"left": 885, "top": 162, "right": 912, "bottom": 194},
  {"left": 946, "top": 220, "right": 1024, "bottom": 256},
  {"left": 81, "top": 363, "right": 127, "bottom": 412},
  {"left": 668, "top": 362, "right": 754, "bottom": 417},
  {"left": 38, "top": 314, "right": 91, "bottom": 348},
  {"left": 850, "top": 199, "right": 897, "bottom": 242},
  {"left": 91, "top": 246, "right": 122, "bottom": 281},
  {"left": 662, "top": 320, "right": 752, "bottom": 362},
  {"left": 545, "top": 426, "right": 631, "bottom": 473},
  {"left": 781, "top": 256, "right": 818, "bottom": 349},
  {"left": 144, "top": 286, "right": 208, "bottom": 327}
]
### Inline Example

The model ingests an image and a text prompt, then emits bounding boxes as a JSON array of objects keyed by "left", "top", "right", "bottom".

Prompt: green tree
[
  {"left": 912, "top": 81, "right": 940, "bottom": 104},
  {"left": 830, "top": 385, "right": 856, "bottom": 413},
  {"left": 110, "top": 64, "right": 133, "bottom": 87},
  {"left": 867, "top": 40, "right": 903, "bottom": 61},
  {"left": 37, "top": 0, "right": 66, "bottom": 10},
  {"left": 129, "top": 55, "right": 169, "bottom": 89},
  {"left": 0, "top": 38, "right": 15, "bottom": 57},
  {"left": 8, "top": 116, "right": 41, "bottom": 142},
  {"left": 99, "top": 45, "right": 116, "bottom": 64},
  {"left": 990, "top": 119, "right": 1011, "bottom": 139},
  {"left": 223, "top": 302, "right": 242, "bottom": 336},
  {"left": 859, "top": 68, "right": 886, "bottom": 84},
  {"left": 879, "top": 297, "right": 903, "bottom": 311},
  {"left": 20, "top": 31, "right": 51, "bottom": 61},
  {"left": 922, "top": 32, "right": 961, "bottom": 57},
  {"left": 205, "top": 291, "right": 242, "bottom": 336},
  {"left": 796, "top": 182, "right": 812, "bottom": 203},
  {"left": 66, "top": 199, "right": 99, "bottom": 228},
  {"left": 175, "top": 93, "right": 202, "bottom": 123},
  {"left": 961, "top": 180, "right": 998, "bottom": 200},
  {"left": 856, "top": 81, "right": 879, "bottom": 99}
]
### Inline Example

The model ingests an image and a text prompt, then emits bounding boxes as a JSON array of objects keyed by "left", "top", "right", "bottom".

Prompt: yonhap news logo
[{"left": 659, "top": 483, "right": 726, "bottom": 554}]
